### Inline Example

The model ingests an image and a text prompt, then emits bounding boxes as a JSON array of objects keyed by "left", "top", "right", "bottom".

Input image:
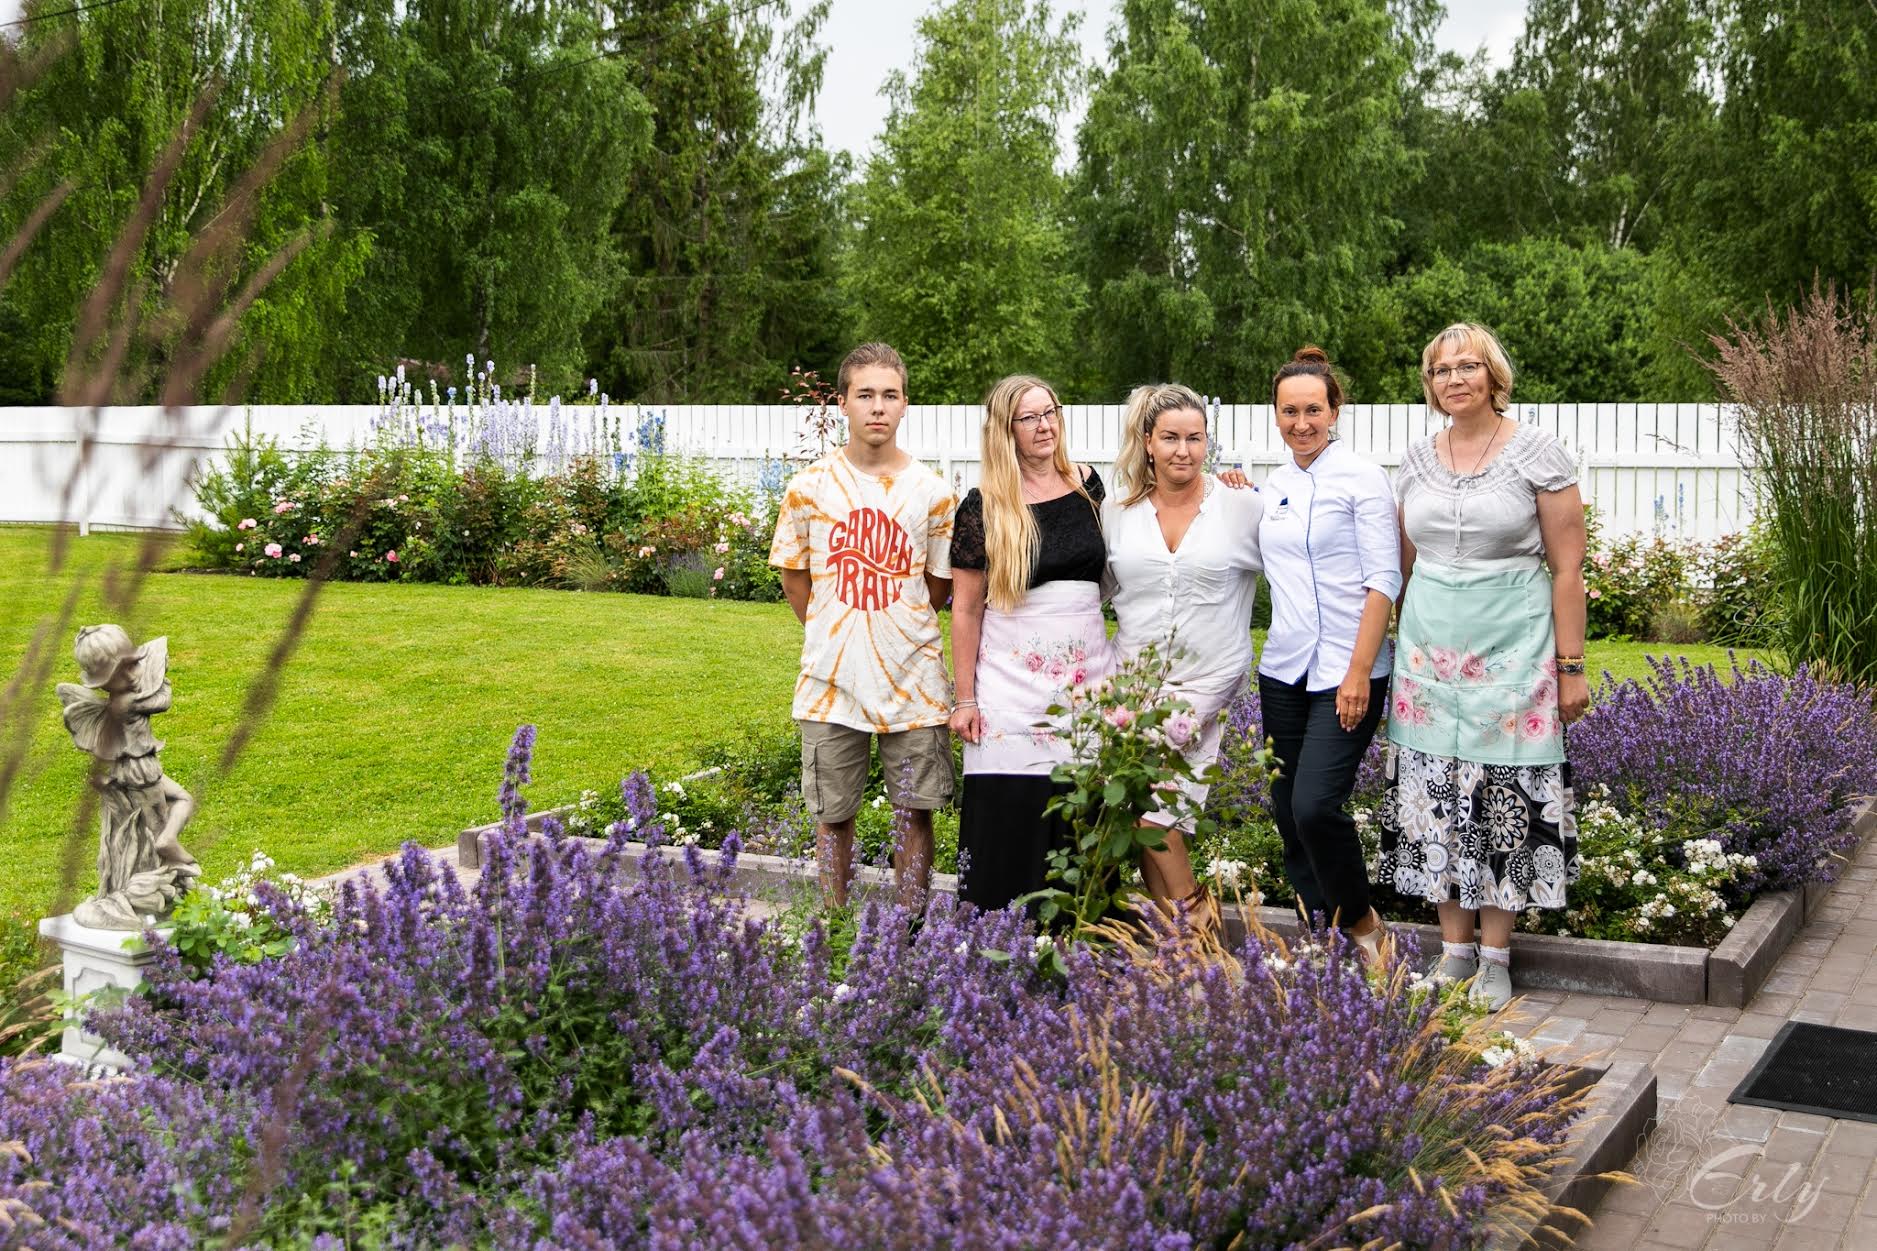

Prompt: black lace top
[{"left": 949, "top": 469, "right": 1107, "bottom": 587}]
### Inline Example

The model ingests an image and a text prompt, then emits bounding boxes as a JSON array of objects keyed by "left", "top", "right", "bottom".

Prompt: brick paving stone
[
  {"left": 1779, "top": 1186, "right": 1858, "bottom": 1231},
  {"left": 1763, "top": 1126, "right": 1829, "bottom": 1166},
  {"left": 1807, "top": 1152, "right": 1871, "bottom": 1197},
  {"left": 1646, "top": 1003, "right": 1699, "bottom": 1028},
  {"left": 1832, "top": 1004, "right": 1877, "bottom": 1031},
  {"left": 1649, "top": 1202, "right": 1724, "bottom": 1247},
  {"left": 1681, "top": 1017, "right": 1739, "bottom": 1046},
  {"left": 1794, "top": 990, "right": 1850, "bottom": 1022},
  {"left": 1721, "top": 1105, "right": 1782, "bottom": 1144},
  {"left": 1806, "top": 968, "right": 1860, "bottom": 994},
  {"left": 1769, "top": 1228, "right": 1841, "bottom": 1250},
  {"left": 1732, "top": 1012, "right": 1793, "bottom": 1039}
]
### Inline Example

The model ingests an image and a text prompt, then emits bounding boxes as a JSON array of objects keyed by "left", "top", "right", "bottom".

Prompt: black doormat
[{"left": 1729, "top": 1022, "right": 1877, "bottom": 1123}]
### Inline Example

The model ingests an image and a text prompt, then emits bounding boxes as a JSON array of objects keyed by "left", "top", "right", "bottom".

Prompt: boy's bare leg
[
  {"left": 894, "top": 808, "right": 935, "bottom": 912},
  {"left": 818, "top": 818, "right": 856, "bottom": 908}
]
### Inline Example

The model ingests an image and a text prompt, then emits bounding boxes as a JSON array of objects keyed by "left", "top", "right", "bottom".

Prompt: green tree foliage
[
  {"left": 586, "top": 0, "right": 849, "bottom": 403},
  {"left": 1070, "top": 0, "right": 1431, "bottom": 397},
  {"left": 0, "top": 0, "right": 370, "bottom": 403},
  {"left": 843, "top": 0, "right": 1085, "bottom": 403},
  {"left": 330, "top": 0, "right": 651, "bottom": 397},
  {"left": 1348, "top": 236, "right": 1654, "bottom": 402}
]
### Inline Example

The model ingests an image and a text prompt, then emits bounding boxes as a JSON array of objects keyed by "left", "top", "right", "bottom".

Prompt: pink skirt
[{"left": 966, "top": 581, "right": 1116, "bottom": 777}]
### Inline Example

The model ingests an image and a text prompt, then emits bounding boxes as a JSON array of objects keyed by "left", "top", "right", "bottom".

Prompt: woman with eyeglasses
[
  {"left": 949, "top": 375, "right": 1115, "bottom": 910},
  {"left": 1377, "top": 322, "right": 1588, "bottom": 1010},
  {"left": 1102, "top": 382, "right": 1262, "bottom": 917}
]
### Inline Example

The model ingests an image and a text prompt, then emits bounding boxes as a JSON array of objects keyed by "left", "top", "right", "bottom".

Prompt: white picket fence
[{"left": 0, "top": 400, "right": 1755, "bottom": 540}]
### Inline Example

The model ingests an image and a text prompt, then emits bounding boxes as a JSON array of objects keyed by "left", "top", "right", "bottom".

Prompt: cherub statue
[{"left": 57, "top": 625, "right": 201, "bottom": 929}]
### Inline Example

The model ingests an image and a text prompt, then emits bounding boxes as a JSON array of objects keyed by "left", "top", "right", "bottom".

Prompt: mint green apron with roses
[{"left": 1387, "top": 555, "right": 1566, "bottom": 767}]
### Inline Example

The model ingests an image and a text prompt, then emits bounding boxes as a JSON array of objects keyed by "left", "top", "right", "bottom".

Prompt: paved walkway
[
  {"left": 325, "top": 837, "right": 1877, "bottom": 1246},
  {"left": 1495, "top": 834, "right": 1877, "bottom": 1249}
]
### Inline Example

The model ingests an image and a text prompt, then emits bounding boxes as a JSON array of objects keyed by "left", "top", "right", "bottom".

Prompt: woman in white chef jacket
[
  {"left": 1255, "top": 346, "right": 1401, "bottom": 967},
  {"left": 1103, "top": 382, "right": 1263, "bottom": 912}
]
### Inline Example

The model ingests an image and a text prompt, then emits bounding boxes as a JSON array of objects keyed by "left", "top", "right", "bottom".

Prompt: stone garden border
[{"left": 458, "top": 797, "right": 1874, "bottom": 1008}]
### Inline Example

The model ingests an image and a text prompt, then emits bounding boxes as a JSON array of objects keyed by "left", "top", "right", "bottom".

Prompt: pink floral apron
[{"left": 967, "top": 581, "right": 1116, "bottom": 776}]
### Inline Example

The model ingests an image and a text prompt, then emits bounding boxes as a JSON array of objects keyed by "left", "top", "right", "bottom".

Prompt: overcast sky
[{"left": 0, "top": 0, "right": 1526, "bottom": 159}]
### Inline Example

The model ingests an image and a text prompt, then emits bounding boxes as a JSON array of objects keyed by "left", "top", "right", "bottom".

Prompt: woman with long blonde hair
[
  {"left": 949, "top": 375, "right": 1115, "bottom": 910},
  {"left": 1103, "top": 383, "right": 1263, "bottom": 913}
]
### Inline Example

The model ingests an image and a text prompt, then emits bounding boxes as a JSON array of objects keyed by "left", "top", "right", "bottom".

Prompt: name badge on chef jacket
[{"left": 1270, "top": 496, "right": 1291, "bottom": 521}]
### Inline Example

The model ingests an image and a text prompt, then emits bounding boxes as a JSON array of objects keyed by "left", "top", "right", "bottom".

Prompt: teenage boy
[{"left": 770, "top": 343, "right": 957, "bottom": 909}]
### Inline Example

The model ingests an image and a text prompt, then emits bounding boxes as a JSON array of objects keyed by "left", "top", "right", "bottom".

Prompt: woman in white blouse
[
  {"left": 1256, "top": 347, "right": 1400, "bottom": 966},
  {"left": 1103, "top": 382, "right": 1263, "bottom": 911},
  {"left": 1377, "top": 322, "right": 1588, "bottom": 1010}
]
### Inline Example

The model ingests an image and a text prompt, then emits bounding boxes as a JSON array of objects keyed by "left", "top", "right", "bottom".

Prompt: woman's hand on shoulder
[{"left": 1217, "top": 466, "right": 1253, "bottom": 490}]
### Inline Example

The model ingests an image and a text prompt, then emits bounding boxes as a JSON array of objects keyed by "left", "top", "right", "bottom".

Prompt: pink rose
[
  {"left": 1531, "top": 676, "right": 1557, "bottom": 705},
  {"left": 1411, "top": 702, "right": 1432, "bottom": 725},
  {"left": 1026, "top": 653, "right": 1046, "bottom": 673},
  {"left": 1541, "top": 658, "right": 1557, "bottom": 677},
  {"left": 1588, "top": 588, "right": 1603, "bottom": 600},
  {"left": 1103, "top": 705, "right": 1136, "bottom": 731},
  {"left": 288, "top": 553, "right": 301, "bottom": 564},
  {"left": 237, "top": 517, "right": 257, "bottom": 530},
  {"left": 1521, "top": 710, "right": 1552, "bottom": 740},
  {"left": 385, "top": 550, "right": 399, "bottom": 563},
  {"left": 1069, "top": 667, "right": 1087, "bottom": 686},
  {"left": 273, "top": 500, "right": 293, "bottom": 514},
  {"left": 1392, "top": 691, "right": 1412, "bottom": 719},
  {"left": 1045, "top": 657, "right": 1067, "bottom": 678},
  {"left": 1406, "top": 646, "right": 1426, "bottom": 672},
  {"left": 714, "top": 541, "right": 730, "bottom": 554},
  {"left": 1459, "top": 652, "right": 1488, "bottom": 681},
  {"left": 264, "top": 542, "right": 283, "bottom": 558},
  {"left": 1429, "top": 647, "right": 1459, "bottom": 680},
  {"left": 235, "top": 542, "right": 244, "bottom": 553},
  {"left": 349, "top": 550, "right": 358, "bottom": 558},
  {"left": 713, "top": 567, "right": 725, "bottom": 581},
  {"left": 1164, "top": 709, "right": 1200, "bottom": 749}
]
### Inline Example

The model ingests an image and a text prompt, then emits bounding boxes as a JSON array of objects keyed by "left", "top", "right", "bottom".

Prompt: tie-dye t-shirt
[{"left": 769, "top": 450, "right": 958, "bottom": 733}]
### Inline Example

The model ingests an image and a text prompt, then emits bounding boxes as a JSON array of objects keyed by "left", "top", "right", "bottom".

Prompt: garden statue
[{"left": 57, "top": 624, "right": 201, "bottom": 929}]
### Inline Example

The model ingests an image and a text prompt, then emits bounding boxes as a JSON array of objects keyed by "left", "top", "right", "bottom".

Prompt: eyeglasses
[
  {"left": 1013, "top": 405, "right": 1060, "bottom": 429},
  {"left": 1426, "top": 361, "right": 1485, "bottom": 383}
]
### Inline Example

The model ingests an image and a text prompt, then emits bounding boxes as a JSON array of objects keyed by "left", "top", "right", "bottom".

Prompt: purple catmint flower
[{"left": 1570, "top": 657, "right": 1877, "bottom": 890}]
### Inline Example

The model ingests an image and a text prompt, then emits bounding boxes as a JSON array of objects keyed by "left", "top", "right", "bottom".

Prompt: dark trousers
[{"left": 1258, "top": 672, "right": 1388, "bottom": 929}]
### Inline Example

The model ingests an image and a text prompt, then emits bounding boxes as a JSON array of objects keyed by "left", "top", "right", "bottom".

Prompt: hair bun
[{"left": 1292, "top": 345, "right": 1330, "bottom": 365}]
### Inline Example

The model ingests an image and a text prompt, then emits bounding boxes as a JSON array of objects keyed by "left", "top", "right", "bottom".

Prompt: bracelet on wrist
[
  {"left": 953, "top": 699, "right": 978, "bottom": 709},
  {"left": 1555, "top": 659, "right": 1586, "bottom": 677}
]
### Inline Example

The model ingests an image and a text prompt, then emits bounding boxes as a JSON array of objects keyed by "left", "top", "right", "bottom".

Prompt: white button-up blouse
[
  {"left": 1102, "top": 478, "right": 1264, "bottom": 696},
  {"left": 1257, "top": 439, "right": 1402, "bottom": 690}
]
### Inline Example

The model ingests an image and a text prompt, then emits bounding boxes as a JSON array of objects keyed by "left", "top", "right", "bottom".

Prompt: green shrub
[
  {"left": 1583, "top": 509, "right": 1692, "bottom": 641},
  {"left": 1694, "top": 523, "right": 1783, "bottom": 648}
]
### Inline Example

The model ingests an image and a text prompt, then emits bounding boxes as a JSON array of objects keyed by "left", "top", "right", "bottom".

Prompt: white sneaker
[
  {"left": 1468, "top": 960, "right": 1513, "bottom": 1011},
  {"left": 1436, "top": 953, "right": 1478, "bottom": 984}
]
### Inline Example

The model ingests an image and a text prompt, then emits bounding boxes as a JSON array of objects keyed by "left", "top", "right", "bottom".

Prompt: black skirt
[{"left": 956, "top": 774, "right": 1076, "bottom": 911}]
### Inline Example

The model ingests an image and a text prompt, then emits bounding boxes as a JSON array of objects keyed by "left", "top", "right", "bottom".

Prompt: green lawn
[{"left": 0, "top": 526, "right": 1767, "bottom": 919}]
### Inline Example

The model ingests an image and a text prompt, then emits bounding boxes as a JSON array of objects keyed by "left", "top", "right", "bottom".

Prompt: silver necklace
[{"left": 1446, "top": 416, "right": 1506, "bottom": 560}]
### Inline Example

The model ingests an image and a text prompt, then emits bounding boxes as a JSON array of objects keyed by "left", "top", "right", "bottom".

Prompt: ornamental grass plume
[
  {"left": 1570, "top": 656, "right": 1877, "bottom": 891},
  {"left": 0, "top": 728, "right": 1592, "bottom": 1246},
  {"left": 1707, "top": 282, "right": 1877, "bottom": 686}
]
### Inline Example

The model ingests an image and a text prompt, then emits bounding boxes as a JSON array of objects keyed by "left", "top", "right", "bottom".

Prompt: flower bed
[{"left": 0, "top": 731, "right": 1593, "bottom": 1247}]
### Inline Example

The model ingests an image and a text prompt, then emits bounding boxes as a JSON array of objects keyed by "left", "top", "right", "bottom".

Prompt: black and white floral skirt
[{"left": 1376, "top": 745, "right": 1579, "bottom": 911}]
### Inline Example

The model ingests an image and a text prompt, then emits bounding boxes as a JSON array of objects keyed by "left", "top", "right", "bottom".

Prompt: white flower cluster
[{"left": 1479, "top": 1031, "right": 1538, "bottom": 1070}]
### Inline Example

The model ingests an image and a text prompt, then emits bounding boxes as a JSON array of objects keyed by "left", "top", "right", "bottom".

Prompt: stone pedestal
[{"left": 37, "top": 913, "right": 167, "bottom": 1072}]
